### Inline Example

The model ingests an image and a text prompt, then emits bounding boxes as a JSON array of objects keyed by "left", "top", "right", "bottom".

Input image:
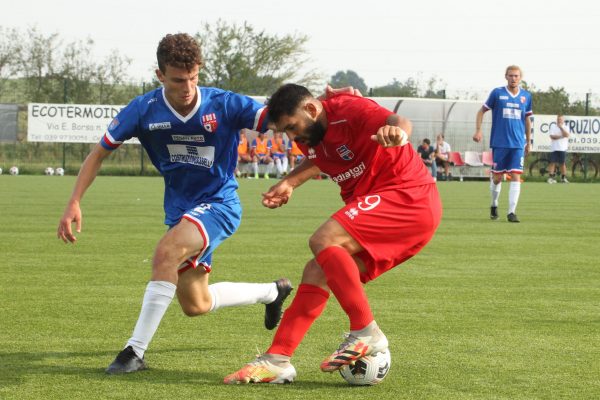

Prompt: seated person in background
[
  {"left": 236, "top": 129, "right": 252, "bottom": 178},
  {"left": 434, "top": 134, "right": 452, "bottom": 181},
  {"left": 251, "top": 131, "right": 274, "bottom": 179},
  {"left": 287, "top": 136, "right": 305, "bottom": 171},
  {"left": 417, "top": 138, "right": 437, "bottom": 181},
  {"left": 269, "top": 131, "right": 289, "bottom": 178}
]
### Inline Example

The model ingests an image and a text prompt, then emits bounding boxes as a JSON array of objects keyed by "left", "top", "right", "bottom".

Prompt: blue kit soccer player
[
  {"left": 473, "top": 65, "right": 532, "bottom": 223},
  {"left": 57, "top": 33, "right": 293, "bottom": 373}
]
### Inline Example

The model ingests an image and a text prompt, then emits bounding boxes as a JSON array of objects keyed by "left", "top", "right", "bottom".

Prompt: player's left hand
[{"left": 371, "top": 126, "right": 408, "bottom": 148}]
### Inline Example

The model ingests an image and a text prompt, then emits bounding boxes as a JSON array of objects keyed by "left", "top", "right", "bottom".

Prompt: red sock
[
  {"left": 316, "top": 246, "right": 374, "bottom": 331},
  {"left": 267, "top": 284, "right": 329, "bottom": 357}
]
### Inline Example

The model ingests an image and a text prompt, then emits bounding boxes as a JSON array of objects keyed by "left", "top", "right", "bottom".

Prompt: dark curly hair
[{"left": 156, "top": 33, "right": 203, "bottom": 73}]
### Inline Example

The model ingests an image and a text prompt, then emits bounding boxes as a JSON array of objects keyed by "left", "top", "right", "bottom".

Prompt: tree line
[{"left": 0, "top": 23, "right": 596, "bottom": 116}]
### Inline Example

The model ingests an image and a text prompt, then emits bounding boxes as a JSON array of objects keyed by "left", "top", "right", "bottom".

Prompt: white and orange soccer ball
[{"left": 339, "top": 348, "right": 391, "bottom": 386}]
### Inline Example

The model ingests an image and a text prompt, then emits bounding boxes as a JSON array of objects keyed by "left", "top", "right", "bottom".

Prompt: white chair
[{"left": 464, "top": 151, "right": 483, "bottom": 167}]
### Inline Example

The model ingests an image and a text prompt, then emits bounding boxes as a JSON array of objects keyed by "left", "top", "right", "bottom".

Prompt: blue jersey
[
  {"left": 484, "top": 86, "right": 533, "bottom": 149},
  {"left": 100, "top": 86, "right": 268, "bottom": 225}
]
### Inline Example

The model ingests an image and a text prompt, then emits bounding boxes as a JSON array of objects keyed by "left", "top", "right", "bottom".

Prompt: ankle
[
  {"left": 351, "top": 320, "right": 379, "bottom": 337},
  {"left": 264, "top": 353, "right": 292, "bottom": 366}
]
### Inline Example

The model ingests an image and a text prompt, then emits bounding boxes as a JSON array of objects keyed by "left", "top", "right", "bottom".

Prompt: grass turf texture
[{"left": 0, "top": 176, "right": 598, "bottom": 399}]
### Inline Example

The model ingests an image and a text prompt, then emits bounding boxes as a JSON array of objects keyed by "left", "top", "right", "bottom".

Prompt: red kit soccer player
[{"left": 224, "top": 83, "right": 442, "bottom": 384}]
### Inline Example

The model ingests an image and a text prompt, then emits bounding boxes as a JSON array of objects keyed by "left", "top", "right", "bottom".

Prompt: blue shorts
[
  {"left": 171, "top": 200, "right": 242, "bottom": 274},
  {"left": 273, "top": 152, "right": 286, "bottom": 160},
  {"left": 491, "top": 147, "right": 524, "bottom": 174},
  {"left": 256, "top": 153, "right": 270, "bottom": 163},
  {"left": 550, "top": 151, "right": 567, "bottom": 164}
]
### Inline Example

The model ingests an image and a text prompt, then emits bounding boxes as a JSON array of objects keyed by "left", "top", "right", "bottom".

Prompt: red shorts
[{"left": 332, "top": 184, "right": 442, "bottom": 283}]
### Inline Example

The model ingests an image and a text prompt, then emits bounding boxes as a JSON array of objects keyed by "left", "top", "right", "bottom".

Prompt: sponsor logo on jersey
[
  {"left": 167, "top": 144, "right": 215, "bottom": 168},
  {"left": 308, "top": 147, "right": 317, "bottom": 159},
  {"left": 506, "top": 102, "right": 520, "bottom": 108},
  {"left": 148, "top": 98, "right": 158, "bottom": 104},
  {"left": 108, "top": 117, "right": 120, "bottom": 131},
  {"left": 502, "top": 108, "right": 522, "bottom": 120},
  {"left": 331, "top": 162, "right": 366, "bottom": 184},
  {"left": 336, "top": 145, "right": 354, "bottom": 161},
  {"left": 149, "top": 122, "right": 172, "bottom": 131},
  {"left": 172, "top": 134, "right": 205, "bottom": 143},
  {"left": 202, "top": 113, "right": 218, "bottom": 132},
  {"left": 499, "top": 95, "right": 509, "bottom": 100}
]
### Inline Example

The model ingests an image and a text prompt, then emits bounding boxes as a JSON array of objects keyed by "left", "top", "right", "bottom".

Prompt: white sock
[
  {"left": 126, "top": 281, "right": 176, "bottom": 358},
  {"left": 275, "top": 158, "right": 283, "bottom": 175},
  {"left": 508, "top": 181, "right": 521, "bottom": 214},
  {"left": 490, "top": 181, "right": 502, "bottom": 207},
  {"left": 352, "top": 320, "right": 378, "bottom": 336},
  {"left": 208, "top": 282, "right": 277, "bottom": 312}
]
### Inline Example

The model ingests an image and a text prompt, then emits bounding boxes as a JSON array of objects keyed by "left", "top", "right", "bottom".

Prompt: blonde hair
[{"left": 505, "top": 65, "right": 522, "bottom": 76}]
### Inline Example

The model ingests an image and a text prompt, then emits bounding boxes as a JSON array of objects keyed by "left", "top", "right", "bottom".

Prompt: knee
[
  {"left": 154, "top": 244, "right": 184, "bottom": 268},
  {"left": 180, "top": 299, "right": 212, "bottom": 317},
  {"left": 308, "top": 231, "right": 328, "bottom": 255},
  {"left": 301, "top": 259, "right": 328, "bottom": 288}
]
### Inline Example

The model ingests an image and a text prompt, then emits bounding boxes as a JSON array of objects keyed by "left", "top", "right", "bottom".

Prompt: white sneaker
[
  {"left": 223, "top": 354, "right": 296, "bottom": 384},
  {"left": 320, "top": 328, "right": 389, "bottom": 372},
  {"left": 561, "top": 177, "right": 569, "bottom": 183}
]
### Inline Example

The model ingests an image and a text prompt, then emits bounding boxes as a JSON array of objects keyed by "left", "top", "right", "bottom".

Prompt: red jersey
[{"left": 297, "top": 95, "right": 433, "bottom": 203}]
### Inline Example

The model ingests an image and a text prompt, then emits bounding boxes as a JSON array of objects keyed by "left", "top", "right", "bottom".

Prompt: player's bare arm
[
  {"left": 262, "top": 159, "right": 321, "bottom": 208},
  {"left": 319, "top": 85, "right": 363, "bottom": 100},
  {"left": 57, "top": 144, "right": 111, "bottom": 243},
  {"left": 473, "top": 108, "right": 487, "bottom": 142},
  {"left": 524, "top": 115, "right": 532, "bottom": 156}
]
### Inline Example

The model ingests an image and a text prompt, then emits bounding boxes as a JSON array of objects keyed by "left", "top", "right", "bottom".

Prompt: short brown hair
[{"left": 156, "top": 33, "right": 203, "bottom": 73}]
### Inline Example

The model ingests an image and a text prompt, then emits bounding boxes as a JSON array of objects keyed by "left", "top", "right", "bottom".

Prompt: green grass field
[{"left": 0, "top": 176, "right": 598, "bottom": 399}]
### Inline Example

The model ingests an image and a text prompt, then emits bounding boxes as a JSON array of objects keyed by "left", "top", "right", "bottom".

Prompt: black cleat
[
  {"left": 264, "top": 278, "right": 293, "bottom": 330},
  {"left": 507, "top": 213, "right": 520, "bottom": 223},
  {"left": 106, "top": 346, "right": 147, "bottom": 374},
  {"left": 490, "top": 206, "right": 498, "bottom": 220}
]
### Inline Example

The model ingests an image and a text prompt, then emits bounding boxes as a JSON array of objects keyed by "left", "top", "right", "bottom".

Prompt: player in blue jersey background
[
  {"left": 473, "top": 65, "right": 532, "bottom": 223},
  {"left": 57, "top": 33, "right": 293, "bottom": 373}
]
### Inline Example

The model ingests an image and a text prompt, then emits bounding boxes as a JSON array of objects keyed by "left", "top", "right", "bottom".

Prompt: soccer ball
[
  {"left": 0, "top": 167, "right": 2, "bottom": 175},
  {"left": 55, "top": 167, "right": 65, "bottom": 176},
  {"left": 44, "top": 167, "right": 55, "bottom": 176},
  {"left": 9, "top": 166, "right": 19, "bottom": 176},
  {"left": 339, "top": 349, "right": 391, "bottom": 386}
]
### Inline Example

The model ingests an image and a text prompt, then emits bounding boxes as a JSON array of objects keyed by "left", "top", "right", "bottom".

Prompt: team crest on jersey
[
  {"left": 108, "top": 117, "right": 120, "bottom": 131},
  {"left": 336, "top": 145, "right": 354, "bottom": 160},
  {"left": 307, "top": 147, "right": 317, "bottom": 159},
  {"left": 202, "top": 113, "right": 218, "bottom": 132},
  {"left": 520, "top": 96, "right": 526, "bottom": 104}
]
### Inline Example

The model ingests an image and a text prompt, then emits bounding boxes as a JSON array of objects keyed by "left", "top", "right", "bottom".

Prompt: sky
[{"left": 2, "top": 0, "right": 599, "bottom": 102}]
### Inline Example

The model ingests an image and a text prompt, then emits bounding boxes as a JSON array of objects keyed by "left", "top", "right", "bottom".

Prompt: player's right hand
[{"left": 57, "top": 202, "right": 82, "bottom": 243}]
